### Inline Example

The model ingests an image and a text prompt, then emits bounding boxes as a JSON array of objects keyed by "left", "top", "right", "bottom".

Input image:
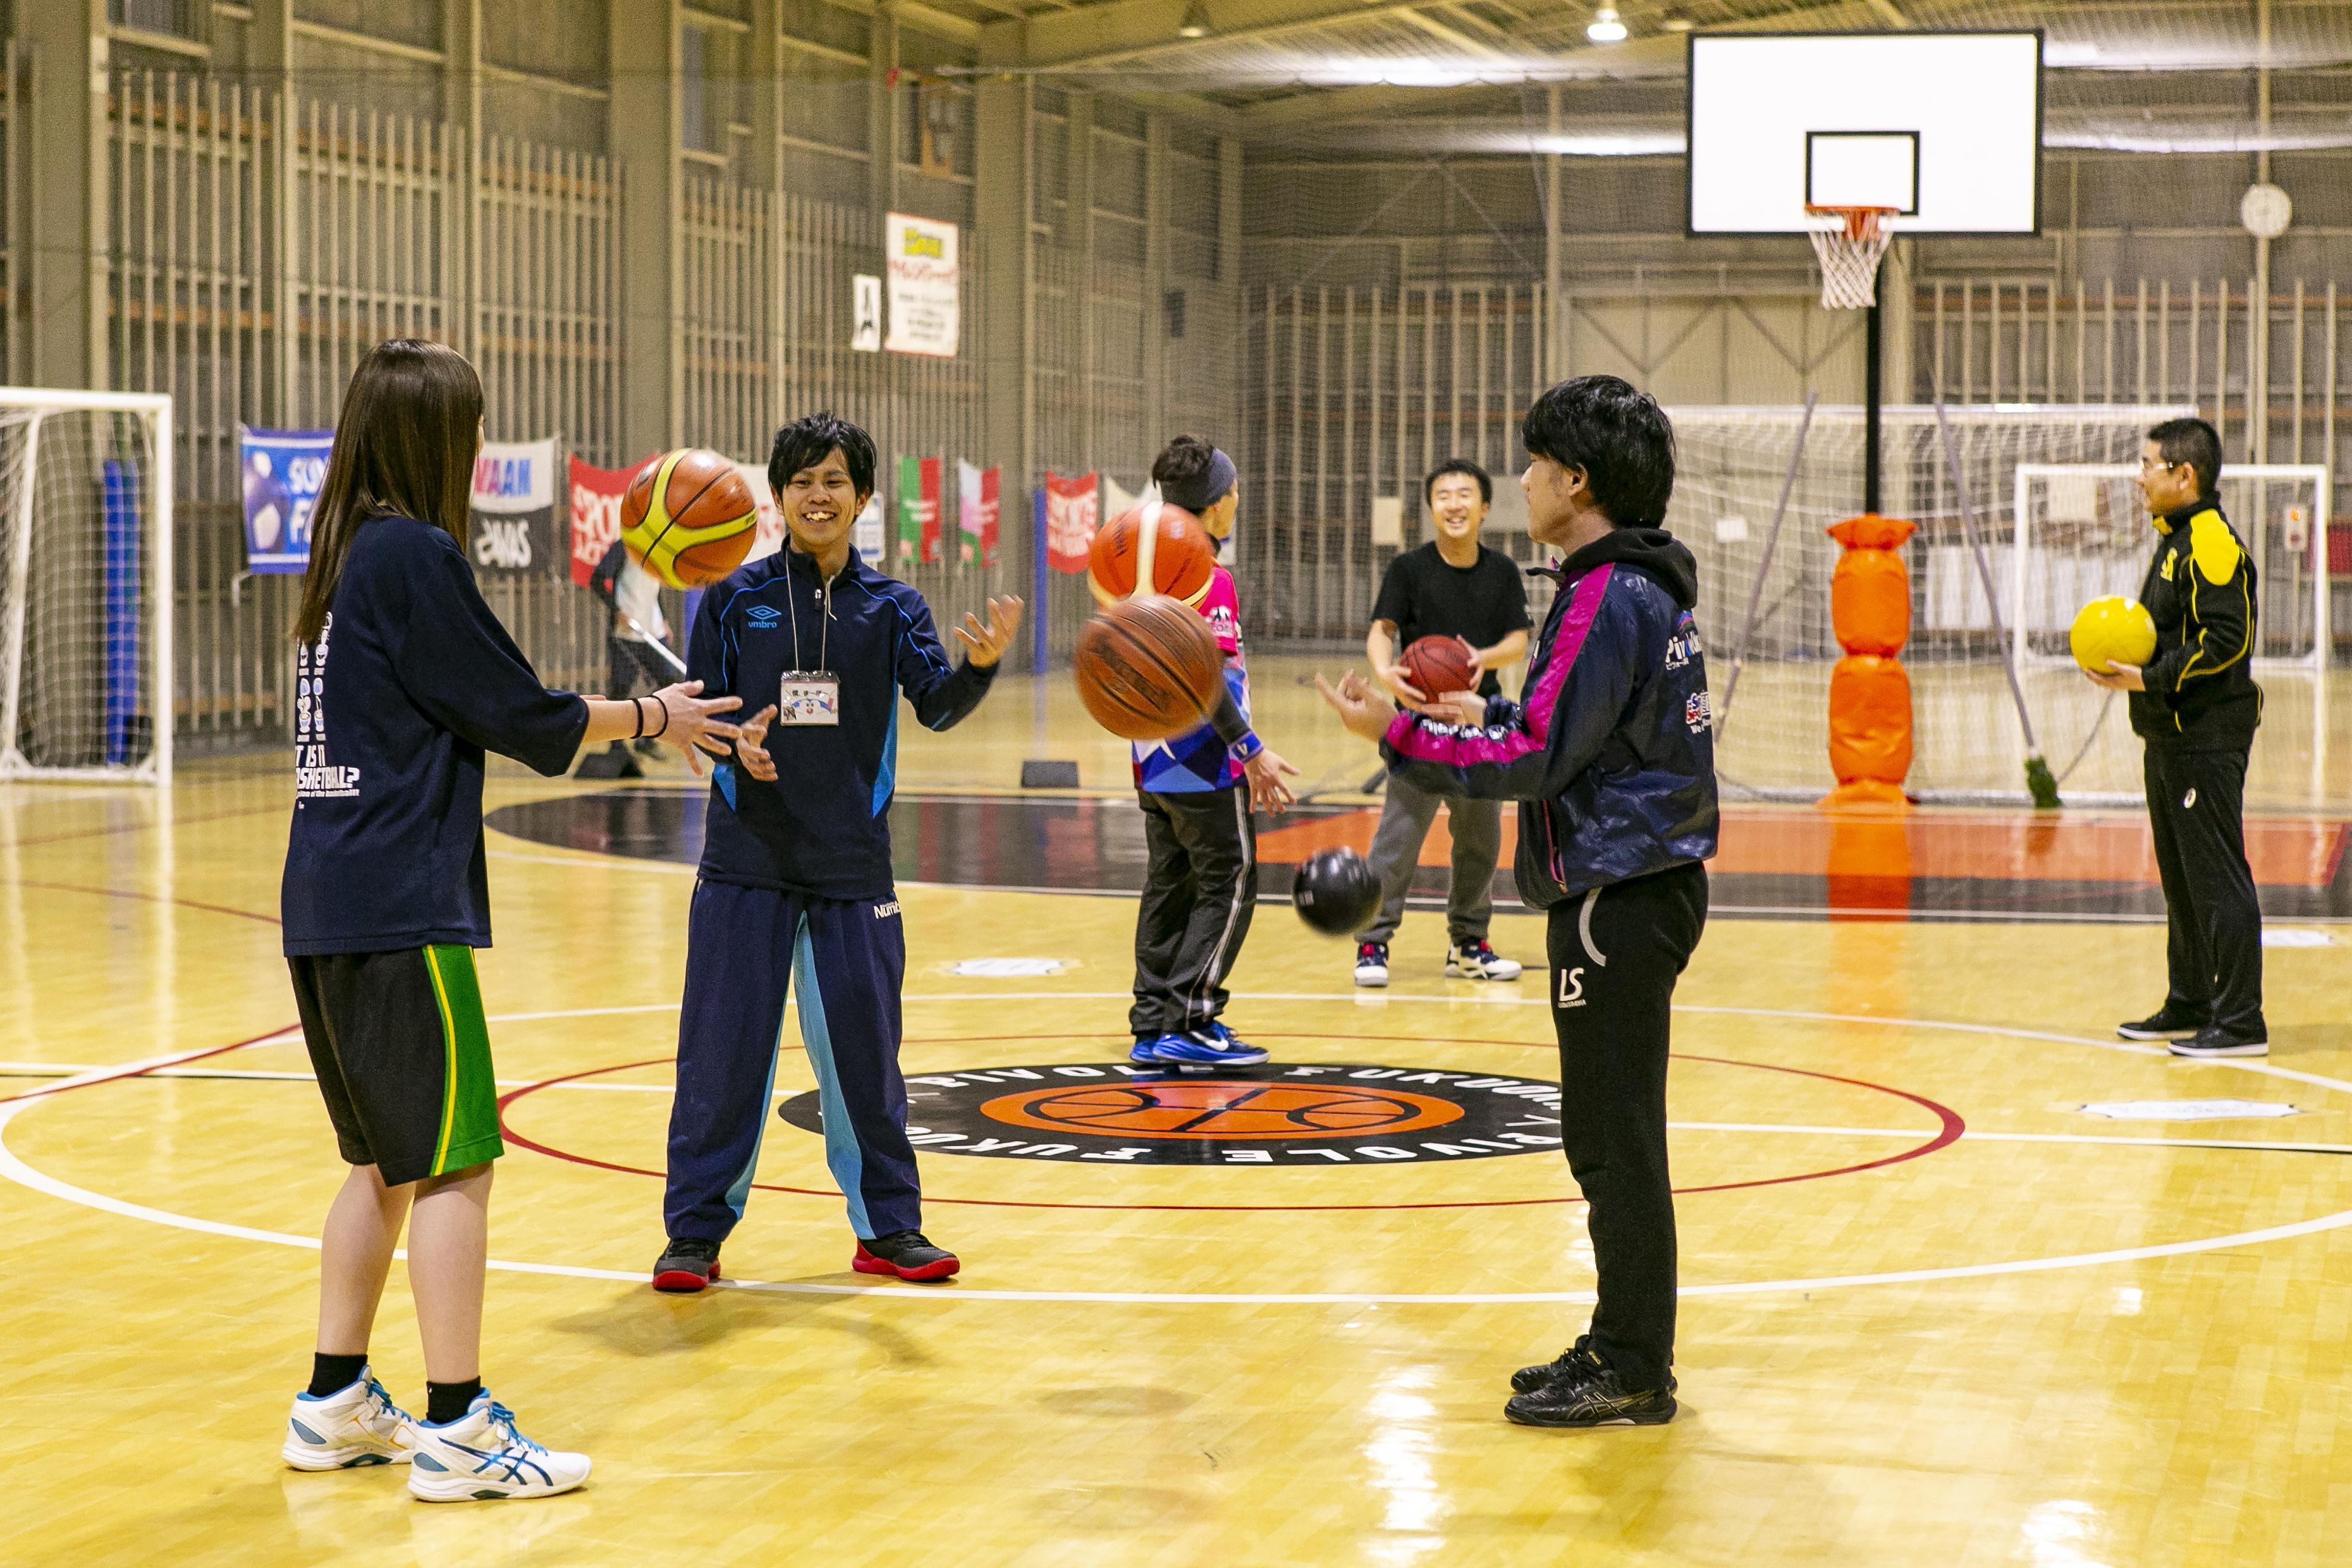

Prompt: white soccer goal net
[
  {"left": 0, "top": 390, "right": 174, "bottom": 786},
  {"left": 1676, "top": 404, "right": 2200, "bottom": 804}
]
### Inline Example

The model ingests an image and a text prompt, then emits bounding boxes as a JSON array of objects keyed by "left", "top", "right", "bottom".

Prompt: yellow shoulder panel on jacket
[{"left": 2186, "top": 510, "right": 2243, "bottom": 585}]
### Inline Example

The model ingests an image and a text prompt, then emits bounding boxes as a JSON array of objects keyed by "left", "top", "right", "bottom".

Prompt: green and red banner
[
  {"left": 957, "top": 460, "right": 999, "bottom": 567},
  {"left": 897, "top": 455, "right": 942, "bottom": 565}
]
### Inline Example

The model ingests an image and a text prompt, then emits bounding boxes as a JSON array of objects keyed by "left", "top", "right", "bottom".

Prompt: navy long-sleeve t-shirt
[
  {"left": 281, "top": 515, "right": 589, "bottom": 955},
  {"left": 690, "top": 545, "right": 994, "bottom": 900}
]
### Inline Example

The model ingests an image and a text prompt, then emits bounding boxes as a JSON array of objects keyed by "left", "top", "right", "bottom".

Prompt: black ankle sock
[
  {"left": 426, "top": 1377, "right": 482, "bottom": 1425},
  {"left": 308, "top": 1352, "right": 369, "bottom": 1398}
]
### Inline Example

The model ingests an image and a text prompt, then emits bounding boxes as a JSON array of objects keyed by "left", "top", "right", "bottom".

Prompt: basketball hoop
[{"left": 1806, "top": 205, "right": 1898, "bottom": 310}]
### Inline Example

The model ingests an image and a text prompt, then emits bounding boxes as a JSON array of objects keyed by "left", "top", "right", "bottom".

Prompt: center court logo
[{"left": 778, "top": 1063, "right": 1565, "bottom": 1166}]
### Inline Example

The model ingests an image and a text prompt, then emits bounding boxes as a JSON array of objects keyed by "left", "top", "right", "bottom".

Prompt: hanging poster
[
  {"left": 1044, "top": 470, "right": 1098, "bottom": 574},
  {"left": 957, "top": 460, "right": 999, "bottom": 568},
  {"left": 883, "top": 211, "right": 959, "bottom": 358},
  {"left": 567, "top": 453, "right": 657, "bottom": 587},
  {"left": 468, "top": 438, "right": 559, "bottom": 573},
  {"left": 239, "top": 426, "right": 331, "bottom": 573},
  {"left": 897, "top": 455, "right": 943, "bottom": 565}
]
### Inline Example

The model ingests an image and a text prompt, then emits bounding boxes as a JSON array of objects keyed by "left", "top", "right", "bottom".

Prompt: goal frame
[
  {"left": 2012, "top": 462, "right": 2331, "bottom": 682},
  {"left": 0, "top": 387, "right": 174, "bottom": 788}
]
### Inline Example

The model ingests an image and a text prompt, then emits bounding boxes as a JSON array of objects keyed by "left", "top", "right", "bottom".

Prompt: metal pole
[
  {"left": 1865, "top": 293, "right": 1883, "bottom": 515},
  {"left": 1715, "top": 393, "right": 1818, "bottom": 735},
  {"left": 1932, "top": 396, "right": 2055, "bottom": 804}
]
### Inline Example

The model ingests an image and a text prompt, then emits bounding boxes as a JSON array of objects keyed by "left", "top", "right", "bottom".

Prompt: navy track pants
[{"left": 663, "top": 879, "right": 922, "bottom": 1243}]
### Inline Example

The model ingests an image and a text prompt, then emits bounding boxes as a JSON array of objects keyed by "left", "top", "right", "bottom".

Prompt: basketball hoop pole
[{"left": 1865, "top": 290, "right": 1883, "bottom": 515}]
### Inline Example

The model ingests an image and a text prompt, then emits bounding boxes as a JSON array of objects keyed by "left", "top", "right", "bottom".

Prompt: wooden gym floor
[{"left": 7, "top": 654, "right": 2352, "bottom": 1567}]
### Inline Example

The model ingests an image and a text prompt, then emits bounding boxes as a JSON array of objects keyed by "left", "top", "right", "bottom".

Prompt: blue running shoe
[
  {"left": 1146, "top": 1021, "right": 1268, "bottom": 1067},
  {"left": 1129, "top": 1032, "right": 1194, "bottom": 1065}
]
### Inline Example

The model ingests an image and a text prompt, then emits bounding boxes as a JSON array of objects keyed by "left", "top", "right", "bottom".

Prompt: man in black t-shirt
[{"left": 1358, "top": 458, "right": 1533, "bottom": 986}]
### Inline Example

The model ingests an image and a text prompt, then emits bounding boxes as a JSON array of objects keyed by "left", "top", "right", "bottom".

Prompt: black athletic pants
[
  {"left": 2145, "top": 747, "right": 2265, "bottom": 1038},
  {"left": 1130, "top": 784, "right": 1257, "bottom": 1038},
  {"left": 1547, "top": 860, "right": 1708, "bottom": 1393}
]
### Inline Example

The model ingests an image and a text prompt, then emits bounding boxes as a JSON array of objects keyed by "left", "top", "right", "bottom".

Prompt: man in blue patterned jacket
[{"left": 1321, "top": 374, "right": 1716, "bottom": 1430}]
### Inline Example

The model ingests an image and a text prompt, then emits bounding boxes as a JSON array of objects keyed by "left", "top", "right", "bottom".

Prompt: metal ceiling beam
[{"left": 1026, "top": 0, "right": 1409, "bottom": 70}]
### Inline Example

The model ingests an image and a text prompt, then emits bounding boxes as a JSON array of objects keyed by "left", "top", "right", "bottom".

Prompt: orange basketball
[
  {"left": 1087, "top": 499, "right": 1216, "bottom": 608},
  {"left": 1397, "top": 635, "right": 1478, "bottom": 697},
  {"left": 620, "top": 448, "right": 759, "bottom": 589},
  {"left": 1072, "top": 595, "right": 1223, "bottom": 742}
]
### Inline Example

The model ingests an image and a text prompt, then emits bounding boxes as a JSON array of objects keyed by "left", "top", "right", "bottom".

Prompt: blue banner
[{"left": 240, "top": 426, "right": 331, "bottom": 573}]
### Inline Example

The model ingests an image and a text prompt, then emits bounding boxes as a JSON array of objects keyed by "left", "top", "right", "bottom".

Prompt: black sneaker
[
  {"left": 853, "top": 1229, "right": 960, "bottom": 1282},
  {"left": 651, "top": 1236, "right": 721, "bottom": 1292},
  {"left": 2169, "top": 1026, "right": 2269, "bottom": 1060},
  {"left": 1503, "top": 1344, "right": 1676, "bottom": 1428},
  {"left": 1510, "top": 1334, "right": 1597, "bottom": 1394},
  {"left": 2117, "top": 1005, "right": 2208, "bottom": 1042}
]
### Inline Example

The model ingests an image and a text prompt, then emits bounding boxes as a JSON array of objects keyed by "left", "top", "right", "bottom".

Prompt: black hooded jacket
[{"left": 1383, "top": 527, "right": 1719, "bottom": 908}]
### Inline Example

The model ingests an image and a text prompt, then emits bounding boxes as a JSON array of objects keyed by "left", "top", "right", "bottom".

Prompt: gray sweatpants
[{"left": 1363, "top": 771, "right": 1504, "bottom": 946}]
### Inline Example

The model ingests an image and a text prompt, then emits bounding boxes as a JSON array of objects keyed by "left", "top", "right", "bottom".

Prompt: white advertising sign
[
  {"left": 852, "top": 273, "right": 882, "bottom": 353},
  {"left": 883, "top": 211, "right": 959, "bottom": 359}
]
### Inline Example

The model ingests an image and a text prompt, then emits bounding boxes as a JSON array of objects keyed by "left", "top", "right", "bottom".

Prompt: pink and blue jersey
[{"left": 1134, "top": 566, "right": 1248, "bottom": 793}]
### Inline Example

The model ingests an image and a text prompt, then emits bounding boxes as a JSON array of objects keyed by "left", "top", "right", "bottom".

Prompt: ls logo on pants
[{"left": 1556, "top": 967, "right": 1587, "bottom": 1008}]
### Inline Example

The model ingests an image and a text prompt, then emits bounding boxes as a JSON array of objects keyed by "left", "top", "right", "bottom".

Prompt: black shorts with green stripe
[{"left": 288, "top": 945, "right": 505, "bottom": 1186}]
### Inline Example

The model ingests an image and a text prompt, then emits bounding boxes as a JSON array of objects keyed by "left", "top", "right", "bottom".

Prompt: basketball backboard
[{"left": 1686, "top": 31, "right": 2043, "bottom": 236}]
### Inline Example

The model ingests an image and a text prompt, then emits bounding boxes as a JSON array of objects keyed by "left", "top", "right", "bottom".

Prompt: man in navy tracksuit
[
  {"left": 1323, "top": 375, "right": 1716, "bottom": 1428},
  {"left": 652, "top": 413, "right": 1021, "bottom": 1290}
]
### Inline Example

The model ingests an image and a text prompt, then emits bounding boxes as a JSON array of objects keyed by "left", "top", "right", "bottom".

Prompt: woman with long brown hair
[{"left": 278, "top": 339, "right": 739, "bottom": 1500}]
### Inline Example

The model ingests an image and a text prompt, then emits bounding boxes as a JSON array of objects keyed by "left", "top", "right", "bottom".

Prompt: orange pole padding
[{"left": 1822, "top": 513, "right": 1918, "bottom": 811}]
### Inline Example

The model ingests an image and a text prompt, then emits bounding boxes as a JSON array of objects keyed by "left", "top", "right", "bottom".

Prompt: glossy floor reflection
[{"left": 8, "top": 711, "right": 2352, "bottom": 1566}]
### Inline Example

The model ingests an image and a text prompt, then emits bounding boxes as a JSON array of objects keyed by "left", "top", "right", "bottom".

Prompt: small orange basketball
[
  {"left": 1072, "top": 596, "right": 1223, "bottom": 742},
  {"left": 620, "top": 448, "right": 759, "bottom": 589},
  {"left": 1087, "top": 499, "right": 1216, "bottom": 608},
  {"left": 1397, "top": 635, "right": 1478, "bottom": 697}
]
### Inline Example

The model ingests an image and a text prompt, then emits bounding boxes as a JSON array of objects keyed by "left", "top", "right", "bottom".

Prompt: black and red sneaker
[
  {"left": 853, "top": 1230, "right": 960, "bottom": 1282},
  {"left": 651, "top": 1236, "right": 722, "bottom": 1292}
]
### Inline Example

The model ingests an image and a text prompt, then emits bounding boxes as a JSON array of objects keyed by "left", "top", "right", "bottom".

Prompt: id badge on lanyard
[{"left": 779, "top": 670, "right": 840, "bottom": 726}]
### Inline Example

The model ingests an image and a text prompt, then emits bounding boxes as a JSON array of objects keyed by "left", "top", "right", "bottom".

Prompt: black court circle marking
[
  {"left": 494, "top": 1034, "right": 1965, "bottom": 1209},
  {"left": 783, "top": 1062, "right": 1554, "bottom": 1167}
]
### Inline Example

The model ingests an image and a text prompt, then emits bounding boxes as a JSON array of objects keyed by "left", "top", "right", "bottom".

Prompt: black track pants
[
  {"left": 2145, "top": 747, "right": 2265, "bottom": 1038},
  {"left": 1130, "top": 785, "right": 1258, "bottom": 1038},
  {"left": 1547, "top": 860, "right": 1708, "bottom": 1393}
]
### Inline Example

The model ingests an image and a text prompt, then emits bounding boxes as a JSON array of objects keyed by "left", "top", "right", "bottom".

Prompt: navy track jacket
[
  {"left": 689, "top": 546, "right": 995, "bottom": 901},
  {"left": 282, "top": 515, "right": 589, "bottom": 954},
  {"left": 1383, "top": 527, "right": 1718, "bottom": 909}
]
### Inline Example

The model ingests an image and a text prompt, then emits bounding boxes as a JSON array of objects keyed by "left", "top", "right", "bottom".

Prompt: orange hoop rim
[{"left": 1805, "top": 204, "right": 1901, "bottom": 242}]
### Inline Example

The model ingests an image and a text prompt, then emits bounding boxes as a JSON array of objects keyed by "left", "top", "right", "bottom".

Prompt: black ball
[{"left": 1293, "top": 847, "right": 1380, "bottom": 936}]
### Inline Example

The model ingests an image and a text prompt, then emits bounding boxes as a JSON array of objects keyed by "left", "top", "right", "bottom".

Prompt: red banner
[
  {"left": 568, "top": 453, "right": 658, "bottom": 586},
  {"left": 1045, "top": 470, "right": 1098, "bottom": 574}
]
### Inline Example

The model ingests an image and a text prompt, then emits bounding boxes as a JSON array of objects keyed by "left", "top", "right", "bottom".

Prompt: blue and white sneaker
[
  {"left": 406, "top": 1390, "right": 591, "bottom": 1502},
  {"left": 1139, "top": 1021, "right": 1271, "bottom": 1067},
  {"left": 1129, "top": 1031, "right": 1196, "bottom": 1065},
  {"left": 283, "top": 1366, "right": 414, "bottom": 1470}
]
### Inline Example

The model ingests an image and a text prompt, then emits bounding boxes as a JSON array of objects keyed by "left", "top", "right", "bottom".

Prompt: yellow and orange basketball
[{"left": 621, "top": 448, "right": 759, "bottom": 589}]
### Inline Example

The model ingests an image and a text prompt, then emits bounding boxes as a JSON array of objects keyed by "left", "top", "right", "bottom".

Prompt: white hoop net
[{"left": 1806, "top": 207, "right": 1896, "bottom": 309}]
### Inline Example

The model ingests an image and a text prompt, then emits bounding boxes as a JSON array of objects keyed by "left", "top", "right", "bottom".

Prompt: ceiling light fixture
[
  {"left": 1177, "top": 0, "right": 1213, "bottom": 39},
  {"left": 1586, "top": 5, "right": 1627, "bottom": 43},
  {"left": 1660, "top": 9, "right": 1693, "bottom": 31}
]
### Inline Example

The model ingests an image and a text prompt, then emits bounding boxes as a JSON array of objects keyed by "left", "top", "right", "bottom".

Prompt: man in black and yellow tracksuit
[{"left": 2091, "top": 417, "right": 2266, "bottom": 1058}]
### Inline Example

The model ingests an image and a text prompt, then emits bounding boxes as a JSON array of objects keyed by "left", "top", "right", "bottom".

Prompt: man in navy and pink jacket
[{"left": 1321, "top": 374, "right": 1717, "bottom": 1430}]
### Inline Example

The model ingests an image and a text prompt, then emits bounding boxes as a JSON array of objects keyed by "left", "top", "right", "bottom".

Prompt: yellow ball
[
  {"left": 620, "top": 448, "right": 759, "bottom": 589},
  {"left": 2069, "top": 595, "right": 2157, "bottom": 675}
]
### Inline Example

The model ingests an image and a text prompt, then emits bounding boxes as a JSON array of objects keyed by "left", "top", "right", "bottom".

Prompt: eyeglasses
[{"left": 2137, "top": 456, "right": 2182, "bottom": 473}]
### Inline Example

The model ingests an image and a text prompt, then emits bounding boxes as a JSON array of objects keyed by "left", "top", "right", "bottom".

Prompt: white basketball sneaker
[
  {"left": 283, "top": 1368, "right": 414, "bottom": 1471},
  {"left": 1446, "top": 940, "right": 1524, "bottom": 981},
  {"left": 407, "top": 1390, "right": 591, "bottom": 1502}
]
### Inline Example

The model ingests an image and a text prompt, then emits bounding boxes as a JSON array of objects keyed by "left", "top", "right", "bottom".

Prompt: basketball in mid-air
[
  {"left": 1072, "top": 595, "right": 1223, "bottom": 742},
  {"left": 1088, "top": 499, "right": 1216, "bottom": 608},
  {"left": 622, "top": 448, "right": 759, "bottom": 589},
  {"left": 1293, "top": 848, "right": 1381, "bottom": 936},
  {"left": 2069, "top": 596, "right": 2157, "bottom": 675},
  {"left": 1397, "top": 635, "right": 1478, "bottom": 697}
]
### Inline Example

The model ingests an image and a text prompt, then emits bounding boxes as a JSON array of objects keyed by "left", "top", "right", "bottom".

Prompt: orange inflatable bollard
[{"left": 1822, "top": 513, "right": 1916, "bottom": 811}]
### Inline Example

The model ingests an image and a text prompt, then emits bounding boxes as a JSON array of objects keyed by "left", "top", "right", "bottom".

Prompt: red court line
[
  {"left": 10, "top": 802, "right": 286, "bottom": 848},
  {"left": 494, "top": 1040, "right": 1964, "bottom": 1213},
  {"left": 15, "top": 880, "right": 281, "bottom": 926},
  {"left": 0, "top": 1023, "right": 300, "bottom": 1105}
]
